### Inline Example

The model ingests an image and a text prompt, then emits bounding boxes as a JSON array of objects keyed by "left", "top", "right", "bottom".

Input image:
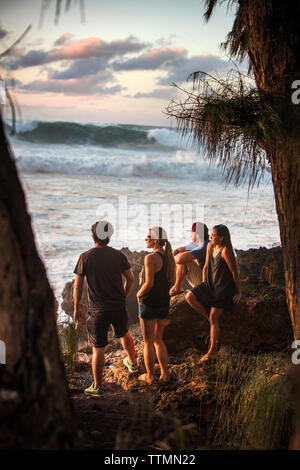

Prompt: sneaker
[
  {"left": 123, "top": 356, "right": 138, "bottom": 374},
  {"left": 84, "top": 382, "right": 104, "bottom": 396}
]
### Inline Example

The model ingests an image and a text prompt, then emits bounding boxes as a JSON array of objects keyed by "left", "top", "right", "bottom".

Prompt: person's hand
[
  {"left": 73, "top": 304, "right": 83, "bottom": 323},
  {"left": 139, "top": 269, "right": 144, "bottom": 286},
  {"left": 173, "top": 248, "right": 179, "bottom": 256},
  {"left": 233, "top": 292, "right": 242, "bottom": 304}
]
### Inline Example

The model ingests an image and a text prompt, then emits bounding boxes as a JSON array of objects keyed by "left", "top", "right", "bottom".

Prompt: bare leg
[
  {"left": 139, "top": 318, "right": 156, "bottom": 383},
  {"left": 92, "top": 347, "right": 105, "bottom": 388},
  {"left": 154, "top": 319, "right": 169, "bottom": 381},
  {"left": 120, "top": 331, "right": 136, "bottom": 365},
  {"left": 170, "top": 262, "right": 190, "bottom": 295},
  {"left": 207, "top": 307, "right": 223, "bottom": 358},
  {"left": 185, "top": 291, "right": 210, "bottom": 322}
]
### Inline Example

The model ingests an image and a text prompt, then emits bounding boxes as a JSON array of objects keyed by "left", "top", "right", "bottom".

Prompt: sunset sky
[{"left": 1, "top": 0, "right": 239, "bottom": 125}]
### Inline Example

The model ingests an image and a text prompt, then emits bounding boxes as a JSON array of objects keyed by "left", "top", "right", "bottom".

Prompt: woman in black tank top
[
  {"left": 137, "top": 226, "right": 176, "bottom": 384},
  {"left": 186, "top": 225, "right": 241, "bottom": 365}
]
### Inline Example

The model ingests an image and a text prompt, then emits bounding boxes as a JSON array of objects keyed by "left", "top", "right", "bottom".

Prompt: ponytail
[
  {"left": 164, "top": 240, "right": 176, "bottom": 283},
  {"left": 149, "top": 226, "right": 176, "bottom": 283}
]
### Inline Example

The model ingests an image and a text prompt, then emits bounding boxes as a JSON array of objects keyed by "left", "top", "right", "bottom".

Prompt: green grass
[
  {"left": 58, "top": 319, "right": 82, "bottom": 373},
  {"left": 209, "top": 347, "right": 293, "bottom": 450}
]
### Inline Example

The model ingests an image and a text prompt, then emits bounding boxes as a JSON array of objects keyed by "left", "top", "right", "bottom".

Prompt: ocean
[{"left": 6, "top": 120, "right": 280, "bottom": 315}]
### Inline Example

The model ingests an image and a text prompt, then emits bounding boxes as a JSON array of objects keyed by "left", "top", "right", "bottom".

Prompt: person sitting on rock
[
  {"left": 137, "top": 226, "right": 176, "bottom": 384},
  {"left": 73, "top": 220, "right": 138, "bottom": 396},
  {"left": 169, "top": 222, "right": 210, "bottom": 296},
  {"left": 186, "top": 224, "right": 241, "bottom": 365}
]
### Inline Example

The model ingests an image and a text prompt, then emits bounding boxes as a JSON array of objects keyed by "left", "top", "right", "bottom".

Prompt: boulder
[
  {"left": 164, "top": 279, "right": 292, "bottom": 354},
  {"left": 235, "top": 246, "right": 284, "bottom": 287}
]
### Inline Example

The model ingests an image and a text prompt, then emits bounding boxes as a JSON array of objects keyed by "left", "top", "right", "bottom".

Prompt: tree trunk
[
  {"left": 269, "top": 147, "right": 300, "bottom": 341},
  {"left": 269, "top": 144, "right": 300, "bottom": 450},
  {"left": 245, "top": 2, "right": 300, "bottom": 447},
  {"left": 0, "top": 118, "right": 77, "bottom": 449}
]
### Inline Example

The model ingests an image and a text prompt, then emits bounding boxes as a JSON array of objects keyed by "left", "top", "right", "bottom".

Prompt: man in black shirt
[{"left": 73, "top": 220, "right": 138, "bottom": 396}]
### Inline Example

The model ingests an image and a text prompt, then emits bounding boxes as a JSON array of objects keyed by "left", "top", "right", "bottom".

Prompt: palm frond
[
  {"left": 203, "top": 0, "right": 219, "bottom": 22},
  {"left": 165, "top": 70, "right": 285, "bottom": 190}
]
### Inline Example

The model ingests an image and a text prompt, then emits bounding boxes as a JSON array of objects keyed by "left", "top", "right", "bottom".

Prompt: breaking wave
[{"left": 6, "top": 120, "right": 188, "bottom": 149}]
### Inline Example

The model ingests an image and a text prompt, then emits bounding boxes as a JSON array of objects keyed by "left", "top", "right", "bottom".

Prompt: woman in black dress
[{"left": 186, "top": 224, "right": 241, "bottom": 365}]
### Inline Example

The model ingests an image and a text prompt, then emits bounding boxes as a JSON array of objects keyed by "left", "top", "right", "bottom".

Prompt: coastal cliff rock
[
  {"left": 235, "top": 246, "right": 284, "bottom": 287},
  {"left": 164, "top": 281, "right": 292, "bottom": 354},
  {"left": 61, "top": 245, "right": 292, "bottom": 353},
  {"left": 164, "top": 246, "right": 291, "bottom": 354}
]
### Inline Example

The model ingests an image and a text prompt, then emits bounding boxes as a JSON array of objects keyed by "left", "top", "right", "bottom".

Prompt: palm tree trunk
[
  {"left": 270, "top": 146, "right": 300, "bottom": 449},
  {"left": 269, "top": 147, "right": 300, "bottom": 341},
  {"left": 0, "top": 118, "right": 76, "bottom": 449}
]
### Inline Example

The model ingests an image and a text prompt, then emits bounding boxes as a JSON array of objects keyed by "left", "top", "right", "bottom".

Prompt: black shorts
[
  {"left": 86, "top": 308, "right": 128, "bottom": 348},
  {"left": 138, "top": 302, "right": 169, "bottom": 321},
  {"left": 191, "top": 282, "right": 234, "bottom": 311}
]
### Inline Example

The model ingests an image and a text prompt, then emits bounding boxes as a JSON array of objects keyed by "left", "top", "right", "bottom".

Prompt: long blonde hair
[{"left": 149, "top": 226, "right": 176, "bottom": 283}]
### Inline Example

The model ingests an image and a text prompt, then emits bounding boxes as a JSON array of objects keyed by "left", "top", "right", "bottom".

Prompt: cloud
[
  {"left": 10, "top": 49, "right": 48, "bottom": 68},
  {"left": 54, "top": 33, "right": 74, "bottom": 47},
  {"left": 8, "top": 47, "right": 26, "bottom": 57},
  {"left": 153, "top": 35, "right": 177, "bottom": 48},
  {"left": 113, "top": 46, "right": 187, "bottom": 71},
  {"left": 18, "top": 72, "right": 124, "bottom": 97},
  {"left": 158, "top": 53, "right": 232, "bottom": 85},
  {"left": 50, "top": 57, "right": 109, "bottom": 79},
  {"left": 24, "top": 38, "right": 45, "bottom": 48},
  {"left": 9, "top": 30, "right": 240, "bottom": 104},
  {"left": 9, "top": 35, "right": 149, "bottom": 70},
  {"left": 133, "top": 86, "right": 179, "bottom": 100}
]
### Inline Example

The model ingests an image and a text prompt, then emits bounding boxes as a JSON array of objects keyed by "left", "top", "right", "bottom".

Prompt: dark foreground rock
[{"left": 70, "top": 336, "right": 292, "bottom": 449}]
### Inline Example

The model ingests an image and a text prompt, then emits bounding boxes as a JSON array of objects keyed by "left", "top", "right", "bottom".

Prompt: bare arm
[
  {"left": 123, "top": 268, "right": 134, "bottom": 297},
  {"left": 173, "top": 246, "right": 188, "bottom": 256},
  {"left": 73, "top": 274, "right": 84, "bottom": 322},
  {"left": 175, "top": 251, "right": 195, "bottom": 264},
  {"left": 137, "top": 254, "right": 155, "bottom": 300},
  {"left": 202, "top": 243, "right": 212, "bottom": 283},
  {"left": 222, "top": 247, "right": 241, "bottom": 303}
]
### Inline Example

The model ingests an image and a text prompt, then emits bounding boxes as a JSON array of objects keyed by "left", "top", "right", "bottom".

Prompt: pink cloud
[
  {"left": 143, "top": 46, "right": 186, "bottom": 60},
  {"left": 11, "top": 36, "right": 148, "bottom": 69},
  {"left": 49, "top": 37, "right": 104, "bottom": 61}
]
